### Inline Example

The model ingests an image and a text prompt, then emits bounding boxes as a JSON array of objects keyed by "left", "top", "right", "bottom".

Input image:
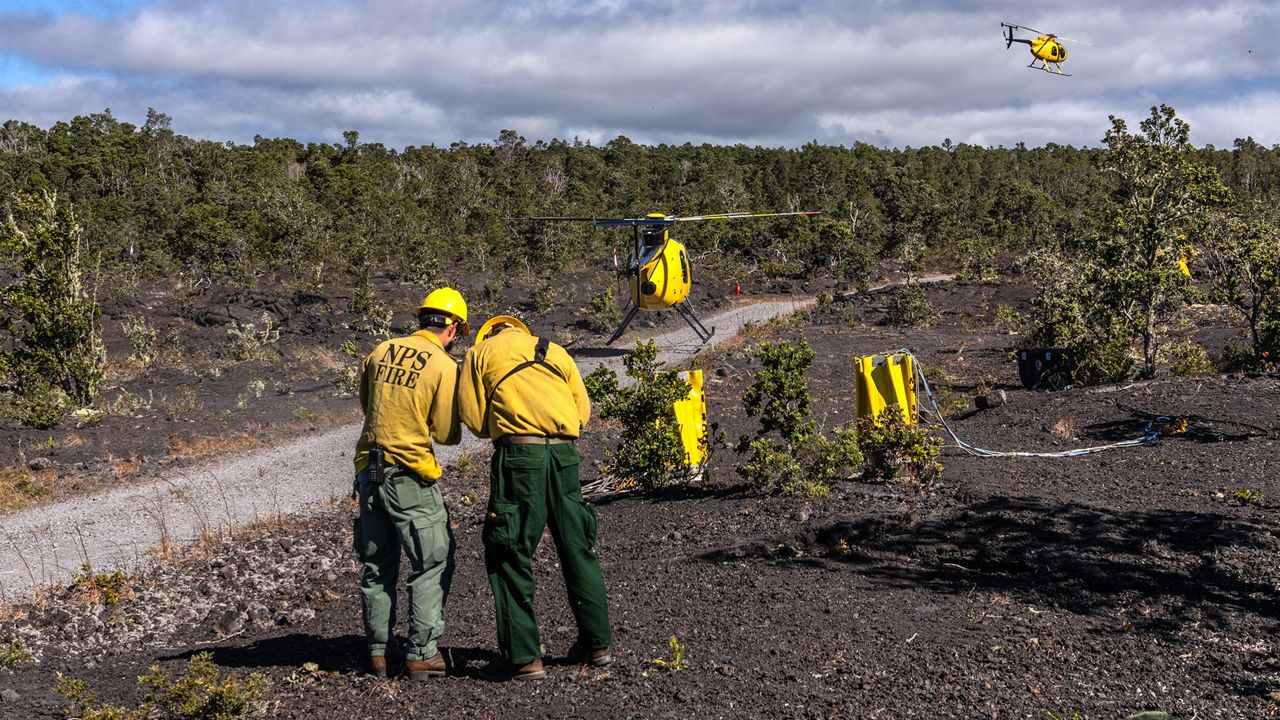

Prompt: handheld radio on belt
[{"left": 368, "top": 445, "right": 386, "bottom": 485}]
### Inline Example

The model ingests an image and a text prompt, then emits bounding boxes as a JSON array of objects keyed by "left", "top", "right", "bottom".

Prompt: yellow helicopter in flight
[
  {"left": 1002, "top": 22, "right": 1092, "bottom": 75},
  {"left": 527, "top": 211, "right": 821, "bottom": 344}
]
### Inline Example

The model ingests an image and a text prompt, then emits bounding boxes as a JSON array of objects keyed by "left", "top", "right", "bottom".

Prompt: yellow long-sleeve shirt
[
  {"left": 354, "top": 330, "right": 460, "bottom": 480},
  {"left": 459, "top": 327, "right": 590, "bottom": 440}
]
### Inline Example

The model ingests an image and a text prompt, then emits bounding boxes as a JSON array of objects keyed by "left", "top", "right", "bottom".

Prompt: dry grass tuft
[
  {"left": 108, "top": 452, "right": 145, "bottom": 479},
  {"left": 67, "top": 564, "right": 134, "bottom": 607},
  {"left": 291, "top": 344, "right": 346, "bottom": 371},
  {"left": 286, "top": 406, "right": 355, "bottom": 428},
  {"left": 1050, "top": 413, "right": 1079, "bottom": 439},
  {"left": 0, "top": 466, "right": 52, "bottom": 512},
  {"left": 0, "top": 602, "right": 27, "bottom": 623},
  {"left": 452, "top": 449, "right": 488, "bottom": 485},
  {"left": 166, "top": 427, "right": 266, "bottom": 461}
]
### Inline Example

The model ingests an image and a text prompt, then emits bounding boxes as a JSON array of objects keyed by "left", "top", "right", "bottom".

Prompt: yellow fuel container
[
  {"left": 671, "top": 369, "right": 707, "bottom": 467},
  {"left": 854, "top": 353, "right": 918, "bottom": 426}
]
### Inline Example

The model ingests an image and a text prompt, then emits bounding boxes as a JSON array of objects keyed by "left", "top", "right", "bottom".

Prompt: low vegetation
[
  {"left": 854, "top": 407, "right": 943, "bottom": 521},
  {"left": 70, "top": 563, "right": 132, "bottom": 607},
  {"left": 649, "top": 635, "right": 690, "bottom": 671},
  {"left": 1, "top": 637, "right": 31, "bottom": 668},
  {"left": 737, "top": 339, "right": 862, "bottom": 497},
  {"left": 584, "top": 340, "right": 701, "bottom": 491},
  {"left": 56, "top": 652, "right": 269, "bottom": 720}
]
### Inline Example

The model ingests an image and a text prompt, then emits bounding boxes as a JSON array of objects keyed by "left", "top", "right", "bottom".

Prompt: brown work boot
[
  {"left": 566, "top": 640, "right": 613, "bottom": 667},
  {"left": 367, "top": 655, "right": 389, "bottom": 678},
  {"left": 480, "top": 657, "right": 546, "bottom": 682},
  {"left": 405, "top": 652, "right": 446, "bottom": 680}
]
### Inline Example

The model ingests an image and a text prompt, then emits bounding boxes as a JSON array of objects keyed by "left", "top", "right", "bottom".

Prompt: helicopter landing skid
[
  {"left": 604, "top": 302, "right": 715, "bottom": 345},
  {"left": 674, "top": 301, "right": 715, "bottom": 344},
  {"left": 606, "top": 304, "right": 641, "bottom": 345},
  {"left": 1028, "top": 59, "right": 1069, "bottom": 75}
]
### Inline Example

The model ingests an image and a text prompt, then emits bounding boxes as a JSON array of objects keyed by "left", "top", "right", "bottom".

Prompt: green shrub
[
  {"left": 880, "top": 281, "right": 940, "bottom": 328},
  {"left": 854, "top": 407, "right": 942, "bottom": 519},
  {"left": 742, "top": 339, "right": 816, "bottom": 444},
  {"left": 528, "top": 284, "right": 556, "bottom": 315},
  {"left": 14, "top": 381, "right": 74, "bottom": 429},
  {"left": 993, "top": 305, "right": 1026, "bottom": 335},
  {"left": 122, "top": 315, "right": 158, "bottom": 366},
  {"left": 1205, "top": 214, "right": 1280, "bottom": 369},
  {"left": 347, "top": 284, "right": 392, "bottom": 339},
  {"left": 741, "top": 429, "right": 862, "bottom": 498},
  {"left": 818, "top": 220, "right": 875, "bottom": 290},
  {"left": 0, "top": 191, "right": 105, "bottom": 427},
  {"left": 584, "top": 340, "right": 699, "bottom": 491},
  {"left": 57, "top": 652, "right": 268, "bottom": 720},
  {"left": 331, "top": 365, "right": 359, "bottom": 397},
  {"left": 1214, "top": 343, "right": 1259, "bottom": 374},
  {"left": 71, "top": 563, "right": 130, "bottom": 606},
  {"left": 738, "top": 339, "right": 863, "bottom": 497},
  {"left": 1, "top": 638, "right": 31, "bottom": 668},
  {"left": 955, "top": 236, "right": 999, "bottom": 282},
  {"left": 582, "top": 285, "right": 622, "bottom": 328},
  {"left": 1166, "top": 342, "right": 1216, "bottom": 377},
  {"left": 226, "top": 313, "right": 281, "bottom": 362}
]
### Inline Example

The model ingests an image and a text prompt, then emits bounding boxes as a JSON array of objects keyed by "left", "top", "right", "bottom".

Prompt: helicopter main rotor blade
[
  {"left": 671, "top": 211, "right": 823, "bottom": 222},
  {"left": 1003, "top": 22, "right": 1045, "bottom": 35},
  {"left": 519, "top": 216, "right": 613, "bottom": 222},
  {"left": 592, "top": 217, "right": 676, "bottom": 227},
  {"left": 515, "top": 211, "right": 822, "bottom": 227},
  {"left": 515, "top": 216, "right": 668, "bottom": 227},
  {"left": 1054, "top": 35, "right": 1096, "bottom": 46}
]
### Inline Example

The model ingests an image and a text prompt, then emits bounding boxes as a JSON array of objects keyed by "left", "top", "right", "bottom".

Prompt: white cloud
[{"left": 0, "top": 0, "right": 1275, "bottom": 148}]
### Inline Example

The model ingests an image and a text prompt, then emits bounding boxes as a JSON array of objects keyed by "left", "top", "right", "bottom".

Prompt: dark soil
[{"left": 3, "top": 280, "right": 1279, "bottom": 719}]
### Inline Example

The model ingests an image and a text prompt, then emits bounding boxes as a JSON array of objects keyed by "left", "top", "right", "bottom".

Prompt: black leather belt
[{"left": 495, "top": 435, "right": 575, "bottom": 447}]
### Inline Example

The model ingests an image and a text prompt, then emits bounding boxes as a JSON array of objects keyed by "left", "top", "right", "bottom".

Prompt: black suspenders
[{"left": 483, "top": 337, "right": 569, "bottom": 430}]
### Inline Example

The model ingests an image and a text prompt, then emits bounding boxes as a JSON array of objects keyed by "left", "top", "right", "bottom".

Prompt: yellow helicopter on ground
[
  {"left": 528, "top": 211, "right": 821, "bottom": 344},
  {"left": 1002, "top": 22, "right": 1091, "bottom": 75}
]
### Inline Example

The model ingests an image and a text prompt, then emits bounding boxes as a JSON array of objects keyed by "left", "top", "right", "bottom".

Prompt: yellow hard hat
[
  {"left": 476, "top": 315, "right": 529, "bottom": 342},
  {"left": 418, "top": 287, "right": 470, "bottom": 336}
]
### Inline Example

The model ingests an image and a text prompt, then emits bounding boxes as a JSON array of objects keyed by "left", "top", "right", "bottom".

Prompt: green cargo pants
[
  {"left": 354, "top": 464, "right": 454, "bottom": 660},
  {"left": 483, "top": 442, "right": 612, "bottom": 665}
]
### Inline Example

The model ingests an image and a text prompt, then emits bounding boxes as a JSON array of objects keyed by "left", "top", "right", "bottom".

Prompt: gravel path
[{"left": 0, "top": 297, "right": 818, "bottom": 601}]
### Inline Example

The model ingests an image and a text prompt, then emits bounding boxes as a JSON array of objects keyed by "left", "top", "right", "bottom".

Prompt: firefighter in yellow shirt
[
  {"left": 458, "top": 315, "right": 612, "bottom": 681},
  {"left": 353, "top": 288, "right": 465, "bottom": 680}
]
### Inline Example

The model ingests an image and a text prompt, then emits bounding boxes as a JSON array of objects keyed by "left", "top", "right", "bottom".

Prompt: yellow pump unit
[
  {"left": 855, "top": 353, "right": 918, "bottom": 426},
  {"left": 671, "top": 369, "right": 707, "bottom": 468}
]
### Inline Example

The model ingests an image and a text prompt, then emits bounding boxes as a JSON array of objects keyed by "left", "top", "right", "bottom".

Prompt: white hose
[{"left": 898, "top": 348, "right": 1171, "bottom": 459}]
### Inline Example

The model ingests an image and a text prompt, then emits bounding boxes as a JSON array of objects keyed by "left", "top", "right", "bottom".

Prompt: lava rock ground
[{"left": 2, "top": 280, "right": 1278, "bottom": 719}]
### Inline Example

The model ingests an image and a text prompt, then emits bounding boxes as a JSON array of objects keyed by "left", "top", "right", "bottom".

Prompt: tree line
[
  {"left": 3, "top": 105, "right": 1280, "bottom": 426},
  {"left": 2, "top": 107, "right": 1277, "bottom": 289}
]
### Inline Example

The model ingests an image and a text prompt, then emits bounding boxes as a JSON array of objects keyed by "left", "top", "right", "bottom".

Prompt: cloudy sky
[{"left": 0, "top": 0, "right": 1275, "bottom": 149}]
